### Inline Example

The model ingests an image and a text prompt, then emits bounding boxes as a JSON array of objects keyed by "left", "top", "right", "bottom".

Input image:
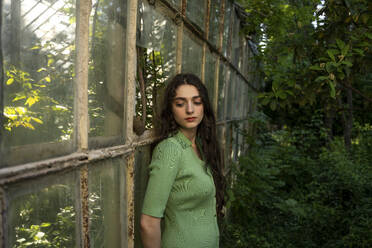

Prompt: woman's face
[{"left": 172, "top": 84, "right": 204, "bottom": 132}]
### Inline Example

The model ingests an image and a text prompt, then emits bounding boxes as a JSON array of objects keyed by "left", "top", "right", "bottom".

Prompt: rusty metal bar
[
  {"left": 80, "top": 165, "right": 89, "bottom": 248},
  {"left": 74, "top": 0, "right": 91, "bottom": 152},
  {"left": 0, "top": 188, "right": 5, "bottom": 248},
  {"left": 126, "top": 152, "right": 135, "bottom": 248},
  {"left": 201, "top": 0, "right": 210, "bottom": 83}
]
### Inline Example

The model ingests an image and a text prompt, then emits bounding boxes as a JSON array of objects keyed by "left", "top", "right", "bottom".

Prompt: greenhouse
[{"left": 0, "top": 0, "right": 260, "bottom": 247}]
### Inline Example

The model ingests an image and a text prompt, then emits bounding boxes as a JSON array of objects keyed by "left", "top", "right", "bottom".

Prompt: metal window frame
[{"left": 0, "top": 0, "right": 259, "bottom": 247}]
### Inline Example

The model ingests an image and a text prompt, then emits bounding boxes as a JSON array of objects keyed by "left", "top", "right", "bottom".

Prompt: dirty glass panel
[
  {"left": 241, "top": 79, "right": 249, "bottom": 119},
  {"left": 204, "top": 51, "right": 217, "bottom": 106},
  {"left": 186, "top": 0, "right": 205, "bottom": 31},
  {"left": 135, "top": 0, "right": 177, "bottom": 132},
  {"left": 217, "top": 63, "right": 228, "bottom": 121},
  {"left": 233, "top": 76, "right": 243, "bottom": 119},
  {"left": 89, "top": 157, "right": 126, "bottom": 247},
  {"left": 164, "top": 0, "right": 181, "bottom": 9},
  {"left": 225, "top": 123, "right": 233, "bottom": 163},
  {"left": 222, "top": 0, "right": 232, "bottom": 57},
  {"left": 7, "top": 172, "right": 77, "bottom": 247},
  {"left": 231, "top": 9, "right": 240, "bottom": 67},
  {"left": 181, "top": 31, "right": 203, "bottom": 78},
  {"left": 88, "top": 0, "right": 127, "bottom": 147},
  {"left": 1, "top": 0, "right": 76, "bottom": 166},
  {"left": 240, "top": 38, "right": 248, "bottom": 75},
  {"left": 134, "top": 145, "right": 152, "bottom": 248},
  {"left": 208, "top": 0, "right": 221, "bottom": 48},
  {"left": 226, "top": 71, "right": 236, "bottom": 120}
]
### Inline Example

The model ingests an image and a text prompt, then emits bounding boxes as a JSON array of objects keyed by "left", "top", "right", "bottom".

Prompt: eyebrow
[{"left": 173, "top": 96, "right": 202, "bottom": 101}]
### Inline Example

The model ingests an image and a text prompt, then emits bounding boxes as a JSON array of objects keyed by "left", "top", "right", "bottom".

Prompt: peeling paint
[{"left": 80, "top": 165, "right": 90, "bottom": 248}]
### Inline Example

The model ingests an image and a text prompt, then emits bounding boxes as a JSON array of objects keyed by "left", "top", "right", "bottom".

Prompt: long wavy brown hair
[{"left": 154, "top": 73, "right": 225, "bottom": 218}]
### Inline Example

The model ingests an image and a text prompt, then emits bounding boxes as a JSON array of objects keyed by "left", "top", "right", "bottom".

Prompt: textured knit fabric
[{"left": 142, "top": 131, "right": 219, "bottom": 248}]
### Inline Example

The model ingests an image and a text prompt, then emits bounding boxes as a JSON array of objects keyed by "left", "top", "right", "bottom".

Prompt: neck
[{"left": 179, "top": 128, "right": 197, "bottom": 144}]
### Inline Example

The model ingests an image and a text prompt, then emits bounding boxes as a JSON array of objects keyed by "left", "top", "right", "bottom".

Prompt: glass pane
[
  {"left": 222, "top": 0, "right": 232, "bottom": 57},
  {"left": 186, "top": 0, "right": 205, "bottom": 31},
  {"left": 165, "top": 0, "right": 181, "bottom": 9},
  {"left": 88, "top": 0, "right": 127, "bottom": 147},
  {"left": 217, "top": 63, "right": 227, "bottom": 121},
  {"left": 231, "top": 9, "right": 240, "bottom": 67},
  {"left": 233, "top": 76, "right": 242, "bottom": 119},
  {"left": 225, "top": 123, "right": 232, "bottom": 162},
  {"left": 1, "top": 0, "right": 75, "bottom": 166},
  {"left": 134, "top": 145, "right": 152, "bottom": 248},
  {"left": 226, "top": 72, "right": 236, "bottom": 120},
  {"left": 181, "top": 31, "right": 203, "bottom": 78},
  {"left": 7, "top": 172, "right": 77, "bottom": 247},
  {"left": 89, "top": 157, "right": 126, "bottom": 247},
  {"left": 136, "top": 0, "right": 177, "bottom": 132},
  {"left": 208, "top": 0, "right": 221, "bottom": 48},
  {"left": 205, "top": 51, "right": 217, "bottom": 106}
]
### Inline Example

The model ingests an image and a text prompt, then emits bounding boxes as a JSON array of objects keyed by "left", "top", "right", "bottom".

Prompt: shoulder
[{"left": 152, "top": 136, "right": 183, "bottom": 162}]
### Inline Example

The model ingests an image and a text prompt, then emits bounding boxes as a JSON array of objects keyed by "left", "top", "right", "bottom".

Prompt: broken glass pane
[
  {"left": 1, "top": 0, "right": 76, "bottom": 166},
  {"left": 88, "top": 0, "right": 127, "bottom": 147}
]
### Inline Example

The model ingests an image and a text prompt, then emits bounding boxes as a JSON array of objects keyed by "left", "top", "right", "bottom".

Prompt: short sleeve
[{"left": 142, "top": 139, "right": 181, "bottom": 218}]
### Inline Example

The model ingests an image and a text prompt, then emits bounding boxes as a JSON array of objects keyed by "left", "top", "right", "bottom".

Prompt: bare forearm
[
  {"left": 140, "top": 226, "right": 161, "bottom": 248},
  {"left": 140, "top": 214, "right": 161, "bottom": 248}
]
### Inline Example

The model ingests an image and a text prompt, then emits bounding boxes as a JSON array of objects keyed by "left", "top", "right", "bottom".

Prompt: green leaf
[
  {"left": 261, "top": 97, "right": 271, "bottom": 106},
  {"left": 315, "top": 76, "right": 328, "bottom": 82},
  {"left": 329, "top": 81, "right": 336, "bottom": 98},
  {"left": 341, "top": 44, "right": 349, "bottom": 57},
  {"left": 277, "top": 91, "right": 287, "bottom": 100},
  {"left": 270, "top": 101, "right": 277, "bottom": 111},
  {"left": 309, "top": 65, "right": 323, "bottom": 71},
  {"left": 31, "top": 117, "right": 43, "bottom": 124},
  {"left": 37, "top": 67, "right": 47, "bottom": 72},
  {"left": 12, "top": 95, "right": 26, "bottom": 102},
  {"left": 40, "top": 222, "right": 51, "bottom": 227},
  {"left": 44, "top": 76, "right": 51, "bottom": 83},
  {"left": 336, "top": 39, "right": 345, "bottom": 49},
  {"left": 365, "top": 32, "right": 372, "bottom": 40},
  {"left": 341, "top": 60, "right": 353, "bottom": 67},
  {"left": 6, "top": 78, "right": 14, "bottom": 85},
  {"left": 353, "top": 48, "right": 364, "bottom": 56},
  {"left": 47, "top": 59, "right": 54, "bottom": 67},
  {"left": 327, "top": 49, "right": 338, "bottom": 62}
]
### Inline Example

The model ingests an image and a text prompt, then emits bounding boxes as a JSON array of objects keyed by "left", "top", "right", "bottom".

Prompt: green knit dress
[{"left": 142, "top": 131, "right": 219, "bottom": 248}]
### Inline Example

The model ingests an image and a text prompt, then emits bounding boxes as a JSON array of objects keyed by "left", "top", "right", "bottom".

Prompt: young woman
[{"left": 140, "top": 73, "right": 225, "bottom": 248}]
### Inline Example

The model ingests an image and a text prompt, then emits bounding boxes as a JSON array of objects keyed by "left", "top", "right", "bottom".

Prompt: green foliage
[
  {"left": 221, "top": 112, "right": 372, "bottom": 248},
  {"left": 240, "top": 0, "right": 372, "bottom": 149}
]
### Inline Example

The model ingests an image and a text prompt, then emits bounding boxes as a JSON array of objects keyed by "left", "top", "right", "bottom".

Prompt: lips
[{"left": 185, "top": 117, "right": 197, "bottom": 122}]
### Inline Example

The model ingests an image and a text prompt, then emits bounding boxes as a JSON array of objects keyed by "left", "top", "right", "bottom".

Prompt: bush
[{"left": 221, "top": 115, "right": 372, "bottom": 248}]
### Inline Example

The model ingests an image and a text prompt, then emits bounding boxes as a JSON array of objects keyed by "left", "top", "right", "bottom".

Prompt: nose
[{"left": 186, "top": 101, "right": 194, "bottom": 114}]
